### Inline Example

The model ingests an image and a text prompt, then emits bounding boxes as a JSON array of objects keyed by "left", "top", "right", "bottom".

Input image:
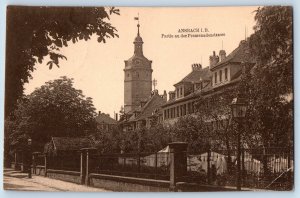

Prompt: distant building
[
  {"left": 124, "top": 22, "right": 153, "bottom": 114},
  {"left": 95, "top": 111, "right": 118, "bottom": 131},
  {"left": 162, "top": 63, "right": 212, "bottom": 125},
  {"left": 120, "top": 21, "right": 166, "bottom": 131},
  {"left": 44, "top": 137, "right": 93, "bottom": 156},
  {"left": 162, "top": 40, "right": 254, "bottom": 125},
  {"left": 120, "top": 90, "right": 167, "bottom": 131}
]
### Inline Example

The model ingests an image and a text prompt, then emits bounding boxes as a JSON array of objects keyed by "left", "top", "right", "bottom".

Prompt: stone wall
[{"left": 46, "top": 169, "right": 81, "bottom": 184}]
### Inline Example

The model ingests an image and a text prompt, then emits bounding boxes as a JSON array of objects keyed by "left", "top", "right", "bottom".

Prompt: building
[
  {"left": 124, "top": 22, "right": 153, "bottom": 114},
  {"left": 120, "top": 21, "right": 167, "bottom": 131},
  {"left": 162, "top": 40, "right": 253, "bottom": 125},
  {"left": 44, "top": 137, "right": 93, "bottom": 156},
  {"left": 120, "top": 90, "right": 167, "bottom": 131},
  {"left": 95, "top": 111, "right": 118, "bottom": 131},
  {"left": 162, "top": 63, "right": 212, "bottom": 125}
]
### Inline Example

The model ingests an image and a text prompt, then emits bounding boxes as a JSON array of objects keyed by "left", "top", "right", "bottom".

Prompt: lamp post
[
  {"left": 27, "top": 138, "right": 32, "bottom": 178},
  {"left": 231, "top": 97, "right": 247, "bottom": 190}
]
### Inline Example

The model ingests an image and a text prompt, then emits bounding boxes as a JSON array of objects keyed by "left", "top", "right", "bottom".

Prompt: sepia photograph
[{"left": 3, "top": 6, "right": 293, "bottom": 192}]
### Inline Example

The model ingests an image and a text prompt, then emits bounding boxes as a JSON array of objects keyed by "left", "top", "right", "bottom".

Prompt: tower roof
[
  {"left": 124, "top": 19, "right": 152, "bottom": 67},
  {"left": 134, "top": 24, "right": 143, "bottom": 43}
]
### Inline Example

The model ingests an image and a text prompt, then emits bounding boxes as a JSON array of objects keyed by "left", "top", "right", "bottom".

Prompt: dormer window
[
  {"left": 214, "top": 72, "right": 217, "bottom": 84},
  {"left": 225, "top": 68, "right": 228, "bottom": 80}
]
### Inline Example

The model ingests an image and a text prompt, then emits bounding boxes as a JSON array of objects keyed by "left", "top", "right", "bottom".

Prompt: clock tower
[{"left": 124, "top": 22, "right": 153, "bottom": 114}]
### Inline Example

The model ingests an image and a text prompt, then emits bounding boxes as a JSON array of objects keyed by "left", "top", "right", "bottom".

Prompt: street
[{"left": 3, "top": 168, "right": 110, "bottom": 192}]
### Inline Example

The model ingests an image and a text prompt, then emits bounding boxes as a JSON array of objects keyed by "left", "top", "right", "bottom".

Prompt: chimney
[
  {"left": 219, "top": 50, "right": 226, "bottom": 61},
  {"left": 163, "top": 90, "right": 167, "bottom": 101},
  {"left": 115, "top": 113, "right": 118, "bottom": 121},
  {"left": 98, "top": 111, "right": 101, "bottom": 115},
  {"left": 192, "top": 63, "right": 202, "bottom": 71},
  {"left": 209, "top": 51, "right": 219, "bottom": 67},
  {"left": 168, "top": 91, "right": 175, "bottom": 100}
]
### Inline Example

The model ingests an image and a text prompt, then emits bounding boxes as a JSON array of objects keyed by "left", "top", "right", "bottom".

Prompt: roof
[
  {"left": 175, "top": 67, "right": 211, "bottom": 86},
  {"left": 210, "top": 40, "right": 253, "bottom": 70},
  {"left": 50, "top": 137, "right": 93, "bottom": 151},
  {"left": 134, "top": 93, "right": 167, "bottom": 121},
  {"left": 95, "top": 113, "right": 118, "bottom": 125},
  {"left": 163, "top": 80, "right": 212, "bottom": 107}
]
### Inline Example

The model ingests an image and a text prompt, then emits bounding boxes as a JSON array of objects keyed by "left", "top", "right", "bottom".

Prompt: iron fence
[
  {"left": 187, "top": 147, "right": 293, "bottom": 190},
  {"left": 47, "top": 152, "right": 81, "bottom": 172},
  {"left": 90, "top": 152, "right": 170, "bottom": 180},
  {"left": 34, "top": 153, "right": 45, "bottom": 166},
  {"left": 28, "top": 146, "right": 293, "bottom": 190}
]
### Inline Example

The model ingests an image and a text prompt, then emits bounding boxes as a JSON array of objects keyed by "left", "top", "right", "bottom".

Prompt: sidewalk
[{"left": 3, "top": 168, "right": 110, "bottom": 192}]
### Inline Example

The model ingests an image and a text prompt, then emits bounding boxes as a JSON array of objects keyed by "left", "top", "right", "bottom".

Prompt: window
[
  {"left": 225, "top": 68, "right": 228, "bottom": 80},
  {"left": 180, "top": 87, "right": 183, "bottom": 96},
  {"left": 215, "top": 72, "right": 217, "bottom": 84},
  {"left": 219, "top": 70, "right": 222, "bottom": 82},
  {"left": 127, "top": 73, "right": 130, "bottom": 77},
  {"left": 136, "top": 72, "right": 139, "bottom": 78}
]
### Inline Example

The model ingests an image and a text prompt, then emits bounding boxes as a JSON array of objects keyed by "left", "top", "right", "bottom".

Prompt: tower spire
[
  {"left": 133, "top": 14, "right": 143, "bottom": 56},
  {"left": 137, "top": 13, "right": 140, "bottom": 36},
  {"left": 135, "top": 13, "right": 140, "bottom": 36}
]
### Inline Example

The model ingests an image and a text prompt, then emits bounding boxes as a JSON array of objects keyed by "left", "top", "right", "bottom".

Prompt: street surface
[{"left": 3, "top": 168, "right": 110, "bottom": 192}]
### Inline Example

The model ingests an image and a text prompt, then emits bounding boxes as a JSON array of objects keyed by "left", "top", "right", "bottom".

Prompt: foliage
[
  {"left": 245, "top": 6, "right": 293, "bottom": 148},
  {"left": 5, "top": 6, "right": 120, "bottom": 117},
  {"left": 91, "top": 124, "right": 172, "bottom": 153},
  {"left": 6, "top": 77, "right": 98, "bottom": 152},
  {"left": 171, "top": 115, "right": 210, "bottom": 153}
]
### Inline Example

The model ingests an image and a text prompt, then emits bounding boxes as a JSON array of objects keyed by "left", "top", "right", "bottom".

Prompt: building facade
[
  {"left": 95, "top": 111, "right": 118, "bottom": 132},
  {"left": 162, "top": 40, "right": 253, "bottom": 125},
  {"left": 124, "top": 23, "right": 153, "bottom": 114}
]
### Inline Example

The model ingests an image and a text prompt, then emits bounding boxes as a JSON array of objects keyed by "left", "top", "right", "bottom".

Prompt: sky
[{"left": 24, "top": 6, "right": 258, "bottom": 117}]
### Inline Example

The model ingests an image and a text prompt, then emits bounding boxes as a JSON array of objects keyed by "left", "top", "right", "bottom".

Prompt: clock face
[{"left": 134, "top": 59, "right": 141, "bottom": 65}]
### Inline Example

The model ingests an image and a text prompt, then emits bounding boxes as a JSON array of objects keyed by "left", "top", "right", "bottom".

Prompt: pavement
[{"left": 3, "top": 168, "right": 110, "bottom": 192}]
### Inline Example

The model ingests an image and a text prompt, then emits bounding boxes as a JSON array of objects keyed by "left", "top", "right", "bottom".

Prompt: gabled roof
[
  {"left": 175, "top": 67, "right": 211, "bottom": 86},
  {"left": 50, "top": 137, "right": 93, "bottom": 151},
  {"left": 135, "top": 93, "right": 167, "bottom": 121},
  {"left": 210, "top": 40, "right": 253, "bottom": 70},
  {"left": 95, "top": 113, "right": 117, "bottom": 125}
]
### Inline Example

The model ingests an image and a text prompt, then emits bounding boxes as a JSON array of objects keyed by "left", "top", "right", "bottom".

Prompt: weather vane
[{"left": 153, "top": 78, "right": 157, "bottom": 90}]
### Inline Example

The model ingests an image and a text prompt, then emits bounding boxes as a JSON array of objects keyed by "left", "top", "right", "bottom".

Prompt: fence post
[
  {"left": 287, "top": 147, "right": 292, "bottom": 188},
  {"left": 155, "top": 152, "right": 158, "bottom": 179},
  {"left": 80, "top": 149, "right": 86, "bottom": 185},
  {"left": 14, "top": 151, "right": 18, "bottom": 170},
  {"left": 138, "top": 152, "right": 141, "bottom": 173},
  {"left": 169, "top": 142, "right": 188, "bottom": 191},
  {"left": 44, "top": 154, "right": 48, "bottom": 177},
  {"left": 81, "top": 148, "right": 96, "bottom": 186},
  {"left": 241, "top": 148, "right": 245, "bottom": 186},
  {"left": 207, "top": 147, "right": 211, "bottom": 185},
  {"left": 32, "top": 152, "right": 37, "bottom": 175}
]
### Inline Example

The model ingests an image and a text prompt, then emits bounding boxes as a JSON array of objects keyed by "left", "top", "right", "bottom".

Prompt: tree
[
  {"left": 6, "top": 76, "right": 98, "bottom": 153},
  {"left": 91, "top": 124, "right": 172, "bottom": 154},
  {"left": 234, "top": 6, "right": 293, "bottom": 178},
  {"left": 246, "top": 6, "right": 293, "bottom": 149},
  {"left": 5, "top": 6, "right": 120, "bottom": 117},
  {"left": 171, "top": 115, "right": 211, "bottom": 153}
]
